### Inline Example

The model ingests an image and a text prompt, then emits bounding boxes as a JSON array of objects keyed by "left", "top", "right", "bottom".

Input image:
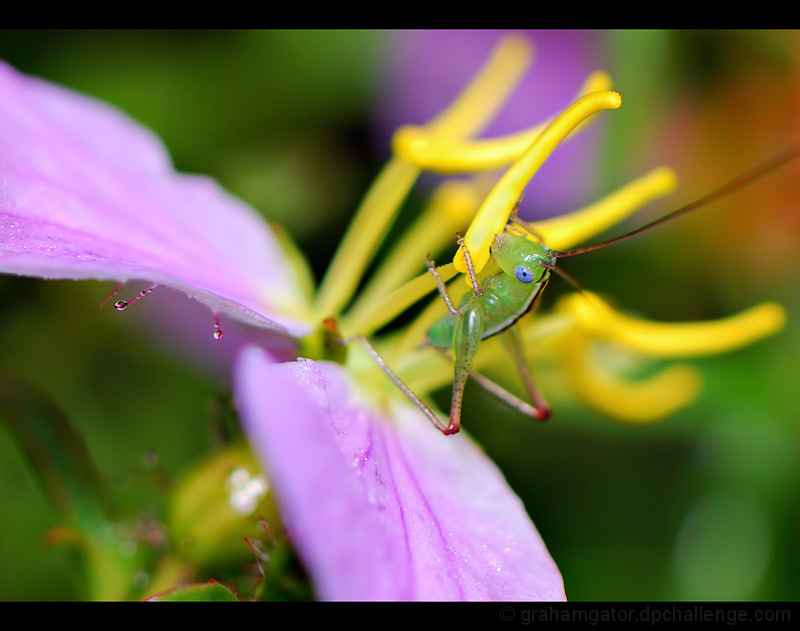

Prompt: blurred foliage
[{"left": 0, "top": 30, "right": 797, "bottom": 601}]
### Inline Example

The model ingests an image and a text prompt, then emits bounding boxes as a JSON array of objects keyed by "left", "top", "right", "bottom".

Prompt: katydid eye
[{"left": 514, "top": 265, "right": 535, "bottom": 283}]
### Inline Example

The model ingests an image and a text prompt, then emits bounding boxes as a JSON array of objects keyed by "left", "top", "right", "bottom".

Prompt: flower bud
[{"left": 169, "top": 442, "right": 281, "bottom": 568}]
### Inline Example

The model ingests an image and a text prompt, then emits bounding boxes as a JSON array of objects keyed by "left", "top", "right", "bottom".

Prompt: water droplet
[
  {"left": 213, "top": 328, "right": 223, "bottom": 340},
  {"left": 114, "top": 300, "right": 128, "bottom": 311}
]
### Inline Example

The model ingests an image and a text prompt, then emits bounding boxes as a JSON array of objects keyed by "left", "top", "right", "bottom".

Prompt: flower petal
[
  {"left": 0, "top": 61, "right": 311, "bottom": 336},
  {"left": 235, "top": 348, "right": 565, "bottom": 601}
]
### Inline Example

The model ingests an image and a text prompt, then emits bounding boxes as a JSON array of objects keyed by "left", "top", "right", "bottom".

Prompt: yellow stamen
[
  {"left": 561, "top": 293, "right": 787, "bottom": 358},
  {"left": 393, "top": 71, "right": 613, "bottom": 173},
  {"left": 454, "top": 90, "right": 623, "bottom": 276},
  {"left": 562, "top": 332, "right": 703, "bottom": 422},
  {"left": 530, "top": 167, "right": 677, "bottom": 250},
  {"left": 343, "top": 180, "right": 480, "bottom": 331},
  {"left": 395, "top": 272, "right": 470, "bottom": 354},
  {"left": 313, "top": 34, "right": 533, "bottom": 320},
  {"left": 313, "top": 160, "right": 419, "bottom": 320},
  {"left": 340, "top": 263, "right": 458, "bottom": 339}
]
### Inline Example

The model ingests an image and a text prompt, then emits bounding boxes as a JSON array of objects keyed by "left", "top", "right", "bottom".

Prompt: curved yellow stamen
[
  {"left": 561, "top": 293, "right": 787, "bottom": 358},
  {"left": 454, "top": 90, "right": 623, "bottom": 276},
  {"left": 393, "top": 70, "right": 613, "bottom": 173},
  {"left": 530, "top": 166, "right": 677, "bottom": 250},
  {"left": 424, "top": 34, "right": 534, "bottom": 139},
  {"left": 562, "top": 332, "right": 703, "bottom": 422},
  {"left": 314, "top": 34, "right": 532, "bottom": 320}
]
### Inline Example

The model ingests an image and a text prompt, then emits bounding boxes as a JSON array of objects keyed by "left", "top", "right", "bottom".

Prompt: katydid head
[{"left": 491, "top": 233, "right": 554, "bottom": 284}]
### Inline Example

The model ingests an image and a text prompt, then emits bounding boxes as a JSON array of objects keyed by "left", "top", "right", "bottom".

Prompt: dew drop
[
  {"left": 114, "top": 300, "right": 128, "bottom": 311},
  {"left": 213, "top": 328, "right": 223, "bottom": 340}
]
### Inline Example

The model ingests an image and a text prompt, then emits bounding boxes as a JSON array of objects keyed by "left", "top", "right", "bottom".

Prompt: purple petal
[
  {"left": 0, "top": 61, "right": 308, "bottom": 336},
  {"left": 235, "top": 348, "right": 565, "bottom": 601}
]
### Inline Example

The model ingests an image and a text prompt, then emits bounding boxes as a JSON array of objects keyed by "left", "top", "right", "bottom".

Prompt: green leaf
[{"left": 0, "top": 374, "right": 114, "bottom": 530}]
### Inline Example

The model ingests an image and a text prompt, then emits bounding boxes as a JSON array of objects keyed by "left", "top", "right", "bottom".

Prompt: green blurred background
[{"left": 0, "top": 30, "right": 797, "bottom": 601}]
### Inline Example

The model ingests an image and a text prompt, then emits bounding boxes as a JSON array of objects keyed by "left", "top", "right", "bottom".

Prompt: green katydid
[{"left": 356, "top": 146, "right": 799, "bottom": 435}]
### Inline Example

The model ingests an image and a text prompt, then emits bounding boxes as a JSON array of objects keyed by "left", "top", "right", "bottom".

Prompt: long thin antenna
[
  {"left": 540, "top": 260, "right": 586, "bottom": 294},
  {"left": 551, "top": 145, "right": 800, "bottom": 259}
]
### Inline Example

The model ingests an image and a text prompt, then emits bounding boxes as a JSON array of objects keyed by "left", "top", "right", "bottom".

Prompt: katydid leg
[
  {"left": 455, "top": 232, "right": 483, "bottom": 298},
  {"left": 501, "top": 325, "right": 550, "bottom": 420},
  {"left": 447, "top": 306, "right": 484, "bottom": 434},
  {"left": 468, "top": 371, "right": 549, "bottom": 420},
  {"left": 425, "top": 254, "right": 459, "bottom": 315},
  {"left": 353, "top": 335, "right": 452, "bottom": 435}
]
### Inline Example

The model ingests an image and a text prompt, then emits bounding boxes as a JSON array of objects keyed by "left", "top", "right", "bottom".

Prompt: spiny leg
[
  {"left": 445, "top": 306, "right": 484, "bottom": 435},
  {"left": 455, "top": 232, "right": 483, "bottom": 298},
  {"left": 468, "top": 371, "right": 549, "bottom": 420},
  {"left": 352, "top": 334, "right": 453, "bottom": 435},
  {"left": 501, "top": 325, "right": 550, "bottom": 420},
  {"left": 444, "top": 325, "right": 550, "bottom": 422},
  {"left": 425, "top": 254, "right": 459, "bottom": 315}
]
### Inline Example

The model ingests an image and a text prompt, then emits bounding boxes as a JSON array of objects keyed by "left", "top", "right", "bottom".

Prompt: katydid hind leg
[
  {"left": 352, "top": 335, "right": 452, "bottom": 435},
  {"left": 455, "top": 232, "right": 483, "bottom": 298},
  {"left": 468, "top": 371, "right": 550, "bottom": 421},
  {"left": 448, "top": 306, "right": 485, "bottom": 434},
  {"left": 503, "top": 326, "right": 550, "bottom": 420},
  {"left": 425, "top": 254, "right": 459, "bottom": 315}
]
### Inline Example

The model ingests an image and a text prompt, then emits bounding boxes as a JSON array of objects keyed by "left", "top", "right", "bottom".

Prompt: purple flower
[{"left": 0, "top": 41, "right": 565, "bottom": 601}]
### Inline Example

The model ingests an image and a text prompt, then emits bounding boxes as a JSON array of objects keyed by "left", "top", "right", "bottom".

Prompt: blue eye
[{"left": 514, "top": 265, "right": 535, "bottom": 284}]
